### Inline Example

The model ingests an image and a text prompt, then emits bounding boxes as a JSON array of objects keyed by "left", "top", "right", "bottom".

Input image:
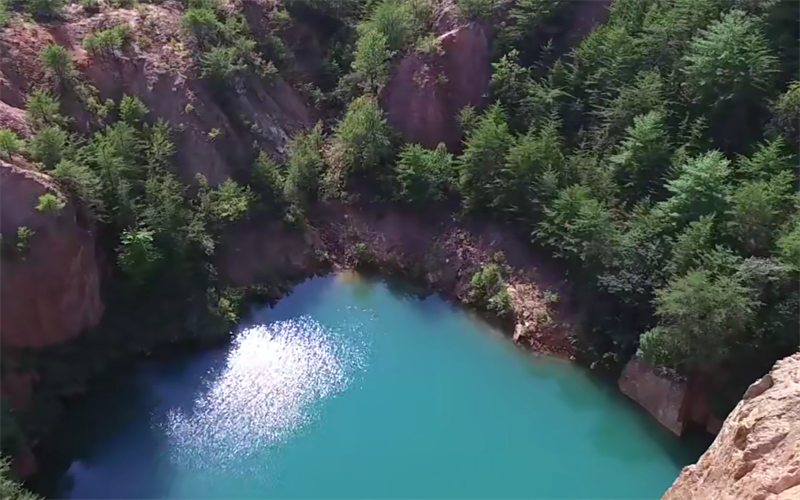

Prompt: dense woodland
[{"left": 0, "top": 0, "right": 799, "bottom": 493}]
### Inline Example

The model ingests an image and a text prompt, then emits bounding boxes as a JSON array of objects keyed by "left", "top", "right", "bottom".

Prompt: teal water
[{"left": 40, "top": 274, "right": 707, "bottom": 499}]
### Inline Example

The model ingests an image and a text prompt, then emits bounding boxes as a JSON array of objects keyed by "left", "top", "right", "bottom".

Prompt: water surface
[{"left": 39, "top": 274, "right": 707, "bottom": 499}]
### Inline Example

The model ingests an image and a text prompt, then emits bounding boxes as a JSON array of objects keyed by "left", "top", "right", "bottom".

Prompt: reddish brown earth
[
  {"left": 0, "top": 2, "right": 312, "bottom": 184},
  {"left": 382, "top": 24, "right": 491, "bottom": 151},
  {"left": 0, "top": 162, "right": 104, "bottom": 350},
  {"left": 218, "top": 202, "right": 580, "bottom": 358}
]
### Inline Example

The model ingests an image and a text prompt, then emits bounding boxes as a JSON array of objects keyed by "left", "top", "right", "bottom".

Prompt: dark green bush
[
  {"left": 40, "top": 44, "right": 74, "bottom": 83},
  {"left": 29, "top": 126, "right": 68, "bottom": 169},
  {"left": 83, "top": 24, "right": 131, "bottom": 57}
]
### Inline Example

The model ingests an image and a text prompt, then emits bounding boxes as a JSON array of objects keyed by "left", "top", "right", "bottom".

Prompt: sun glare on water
[{"left": 163, "top": 316, "right": 367, "bottom": 471}]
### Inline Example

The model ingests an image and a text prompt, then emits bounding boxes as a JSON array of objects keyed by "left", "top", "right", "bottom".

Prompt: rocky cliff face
[
  {"left": 662, "top": 353, "right": 800, "bottom": 500},
  {"left": 0, "top": 161, "right": 104, "bottom": 436},
  {"left": 0, "top": 162, "right": 104, "bottom": 350},
  {"left": 0, "top": 1, "right": 312, "bottom": 185},
  {"left": 382, "top": 24, "right": 490, "bottom": 151}
]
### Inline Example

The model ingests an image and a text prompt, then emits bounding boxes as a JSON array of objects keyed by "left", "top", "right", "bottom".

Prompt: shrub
[
  {"left": 328, "top": 96, "right": 393, "bottom": 175},
  {"left": 40, "top": 44, "right": 73, "bottom": 82},
  {"left": 368, "top": 0, "right": 412, "bottom": 52},
  {"left": 0, "top": 129, "right": 24, "bottom": 160},
  {"left": 51, "top": 159, "right": 105, "bottom": 217},
  {"left": 15, "top": 226, "right": 34, "bottom": 256},
  {"left": 394, "top": 143, "right": 453, "bottom": 205},
  {"left": 0, "top": 459, "right": 42, "bottom": 500},
  {"left": 487, "top": 287, "right": 514, "bottom": 318},
  {"left": 118, "top": 95, "right": 148, "bottom": 125},
  {"left": 252, "top": 151, "right": 285, "bottom": 209},
  {"left": 0, "top": 0, "right": 8, "bottom": 27},
  {"left": 180, "top": 7, "right": 220, "bottom": 48},
  {"left": 36, "top": 192, "right": 66, "bottom": 214},
  {"left": 26, "top": 89, "right": 65, "bottom": 130},
  {"left": 352, "top": 26, "right": 392, "bottom": 95},
  {"left": 27, "top": 0, "right": 63, "bottom": 19},
  {"left": 29, "top": 126, "right": 68, "bottom": 169},
  {"left": 456, "top": 0, "right": 494, "bottom": 21},
  {"left": 117, "top": 228, "right": 163, "bottom": 285},
  {"left": 200, "top": 46, "right": 244, "bottom": 85},
  {"left": 470, "top": 262, "right": 504, "bottom": 304},
  {"left": 198, "top": 178, "right": 255, "bottom": 224},
  {"left": 284, "top": 123, "right": 325, "bottom": 205},
  {"left": 83, "top": 24, "right": 131, "bottom": 56}
]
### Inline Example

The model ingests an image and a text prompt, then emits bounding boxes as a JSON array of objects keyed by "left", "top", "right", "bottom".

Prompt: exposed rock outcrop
[
  {"left": 0, "top": 162, "right": 104, "bottom": 350},
  {"left": 662, "top": 353, "right": 800, "bottom": 500},
  {"left": 619, "top": 357, "right": 689, "bottom": 436},
  {"left": 619, "top": 357, "right": 726, "bottom": 436},
  {"left": 0, "top": 3, "right": 312, "bottom": 185},
  {"left": 217, "top": 203, "right": 579, "bottom": 357},
  {"left": 382, "top": 24, "right": 490, "bottom": 151}
]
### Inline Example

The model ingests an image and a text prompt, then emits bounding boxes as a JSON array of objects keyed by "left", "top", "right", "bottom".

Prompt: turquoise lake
[{"left": 40, "top": 274, "right": 708, "bottom": 499}]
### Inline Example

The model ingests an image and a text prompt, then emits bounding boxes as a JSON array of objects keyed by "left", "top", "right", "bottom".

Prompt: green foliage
[
  {"left": 352, "top": 26, "right": 392, "bottom": 95},
  {"left": 457, "top": 104, "right": 514, "bottom": 212},
  {"left": 0, "top": 459, "right": 41, "bottom": 500},
  {"left": 725, "top": 172, "right": 794, "bottom": 255},
  {"left": 497, "top": 118, "right": 564, "bottom": 217},
  {"left": 251, "top": 152, "right": 285, "bottom": 211},
  {"left": 36, "top": 192, "right": 66, "bottom": 214},
  {"left": 537, "top": 185, "right": 620, "bottom": 269},
  {"left": 117, "top": 228, "right": 163, "bottom": 285},
  {"left": 284, "top": 123, "right": 325, "bottom": 205},
  {"left": 597, "top": 70, "right": 666, "bottom": 139},
  {"left": 367, "top": 0, "right": 411, "bottom": 52},
  {"left": 682, "top": 10, "right": 778, "bottom": 109},
  {"left": 83, "top": 24, "right": 131, "bottom": 57},
  {"left": 15, "top": 226, "right": 34, "bottom": 256},
  {"left": 609, "top": 111, "right": 672, "bottom": 206},
  {"left": 0, "top": 129, "right": 24, "bottom": 160},
  {"left": 662, "top": 151, "right": 732, "bottom": 223},
  {"left": 26, "top": 89, "right": 66, "bottom": 130},
  {"left": 394, "top": 143, "right": 453, "bottom": 206},
  {"left": 638, "top": 270, "right": 757, "bottom": 371},
  {"left": 669, "top": 215, "right": 716, "bottom": 276},
  {"left": 456, "top": 0, "right": 494, "bottom": 21},
  {"left": 29, "top": 126, "right": 68, "bottom": 169},
  {"left": 200, "top": 46, "right": 245, "bottom": 85},
  {"left": 27, "top": 0, "right": 63, "bottom": 19},
  {"left": 681, "top": 10, "right": 779, "bottom": 151},
  {"left": 51, "top": 159, "right": 105, "bottom": 217},
  {"left": 0, "top": 0, "right": 8, "bottom": 27},
  {"left": 469, "top": 262, "right": 514, "bottom": 318},
  {"left": 502, "top": 0, "right": 565, "bottom": 49},
  {"left": 118, "top": 95, "right": 149, "bottom": 125},
  {"left": 769, "top": 81, "right": 800, "bottom": 146},
  {"left": 201, "top": 179, "right": 255, "bottom": 224},
  {"left": 776, "top": 221, "right": 800, "bottom": 271},
  {"left": 40, "top": 44, "right": 74, "bottom": 83},
  {"left": 328, "top": 96, "right": 393, "bottom": 179},
  {"left": 181, "top": 7, "right": 220, "bottom": 48}
]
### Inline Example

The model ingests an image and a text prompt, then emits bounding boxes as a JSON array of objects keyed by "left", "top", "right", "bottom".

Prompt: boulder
[
  {"left": 0, "top": 163, "right": 104, "bottom": 349},
  {"left": 618, "top": 357, "right": 689, "bottom": 436},
  {"left": 662, "top": 353, "right": 800, "bottom": 500}
]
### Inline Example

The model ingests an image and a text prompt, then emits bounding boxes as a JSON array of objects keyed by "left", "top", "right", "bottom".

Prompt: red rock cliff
[
  {"left": 662, "top": 353, "right": 800, "bottom": 500},
  {"left": 0, "top": 162, "right": 104, "bottom": 349},
  {"left": 382, "top": 24, "right": 490, "bottom": 151}
]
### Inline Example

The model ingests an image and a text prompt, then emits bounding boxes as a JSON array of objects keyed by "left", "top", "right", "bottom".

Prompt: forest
[{"left": 0, "top": 0, "right": 798, "bottom": 494}]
